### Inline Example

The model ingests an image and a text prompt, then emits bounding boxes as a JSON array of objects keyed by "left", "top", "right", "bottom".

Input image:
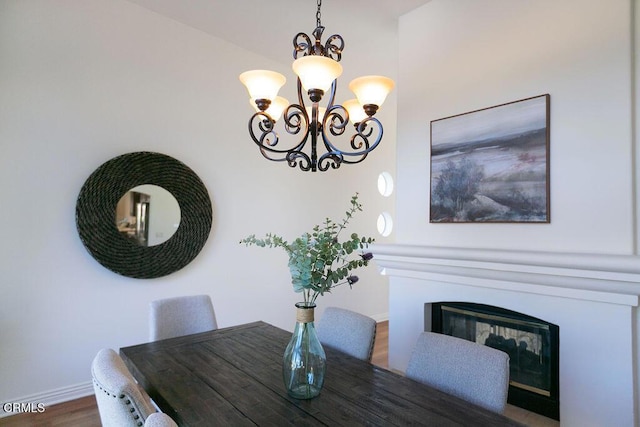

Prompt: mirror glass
[{"left": 115, "top": 185, "right": 181, "bottom": 246}]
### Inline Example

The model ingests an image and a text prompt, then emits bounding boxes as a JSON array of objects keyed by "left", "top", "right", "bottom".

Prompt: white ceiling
[{"left": 125, "top": 0, "right": 432, "bottom": 63}]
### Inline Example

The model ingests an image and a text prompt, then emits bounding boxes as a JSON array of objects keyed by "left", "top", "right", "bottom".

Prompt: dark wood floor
[
  {"left": 0, "top": 395, "right": 101, "bottom": 427},
  {"left": 371, "top": 320, "right": 389, "bottom": 369},
  {"left": 0, "top": 321, "right": 557, "bottom": 427}
]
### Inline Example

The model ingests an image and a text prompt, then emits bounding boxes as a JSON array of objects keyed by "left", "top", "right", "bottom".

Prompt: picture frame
[{"left": 430, "top": 94, "right": 550, "bottom": 223}]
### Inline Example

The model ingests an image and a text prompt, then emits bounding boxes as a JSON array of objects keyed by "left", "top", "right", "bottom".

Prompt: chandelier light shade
[
  {"left": 239, "top": 0, "right": 394, "bottom": 172},
  {"left": 251, "top": 96, "right": 290, "bottom": 122},
  {"left": 239, "top": 70, "right": 286, "bottom": 110},
  {"left": 292, "top": 55, "right": 343, "bottom": 93},
  {"left": 349, "top": 76, "right": 395, "bottom": 116},
  {"left": 342, "top": 99, "right": 368, "bottom": 125}
]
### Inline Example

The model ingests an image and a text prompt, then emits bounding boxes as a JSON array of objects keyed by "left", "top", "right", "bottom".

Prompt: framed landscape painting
[{"left": 430, "top": 94, "right": 550, "bottom": 223}]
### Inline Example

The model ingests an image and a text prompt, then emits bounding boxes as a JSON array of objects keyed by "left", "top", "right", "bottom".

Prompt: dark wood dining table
[{"left": 120, "top": 321, "right": 522, "bottom": 426}]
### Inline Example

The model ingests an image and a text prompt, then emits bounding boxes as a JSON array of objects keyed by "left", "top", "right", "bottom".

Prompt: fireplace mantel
[
  {"left": 371, "top": 243, "right": 640, "bottom": 306},
  {"left": 371, "top": 243, "right": 640, "bottom": 427}
]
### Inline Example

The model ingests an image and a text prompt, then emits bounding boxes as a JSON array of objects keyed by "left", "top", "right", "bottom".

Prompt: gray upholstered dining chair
[
  {"left": 149, "top": 294, "right": 218, "bottom": 341},
  {"left": 405, "top": 332, "right": 510, "bottom": 414},
  {"left": 315, "top": 307, "right": 377, "bottom": 361},
  {"left": 91, "top": 348, "right": 178, "bottom": 427},
  {"left": 144, "top": 413, "right": 179, "bottom": 427}
]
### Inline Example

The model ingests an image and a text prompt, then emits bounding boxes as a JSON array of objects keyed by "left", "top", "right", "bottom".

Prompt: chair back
[
  {"left": 149, "top": 294, "right": 217, "bottom": 341},
  {"left": 406, "top": 332, "right": 510, "bottom": 413},
  {"left": 91, "top": 348, "right": 157, "bottom": 427},
  {"left": 316, "top": 307, "right": 377, "bottom": 361}
]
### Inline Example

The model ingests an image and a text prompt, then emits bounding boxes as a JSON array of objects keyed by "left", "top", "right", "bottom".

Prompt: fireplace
[
  {"left": 373, "top": 243, "right": 639, "bottom": 425},
  {"left": 431, "top": 302, "right": 559, "bottom": 420}
]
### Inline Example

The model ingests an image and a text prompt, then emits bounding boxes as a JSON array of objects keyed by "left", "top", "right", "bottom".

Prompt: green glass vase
[{"left": 282, "top": 302, "right": 326, "bottom": 399}]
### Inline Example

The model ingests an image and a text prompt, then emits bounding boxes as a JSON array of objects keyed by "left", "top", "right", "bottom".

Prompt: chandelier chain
[{"left": 316, "top": 0, "right": 322, "bottom": 28}]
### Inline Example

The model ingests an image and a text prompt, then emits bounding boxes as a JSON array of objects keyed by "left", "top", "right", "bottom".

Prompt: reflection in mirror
[{"left": 115, "top": 185, "right": 181, "bottom": 246}]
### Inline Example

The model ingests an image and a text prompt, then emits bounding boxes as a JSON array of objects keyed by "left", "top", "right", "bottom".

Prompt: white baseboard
[
  {"left": 371, "top": 312, "right": 389, "bottom": 322},
  {"left": 1, "top": 381, "right": 93, "bottom": 418}
]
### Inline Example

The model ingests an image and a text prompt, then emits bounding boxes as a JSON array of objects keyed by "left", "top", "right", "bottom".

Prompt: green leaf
[{"left": 239, "top": 192, "right": 375, "bottom": 302}]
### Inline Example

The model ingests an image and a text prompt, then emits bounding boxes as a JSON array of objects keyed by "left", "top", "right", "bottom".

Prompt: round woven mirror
[{"left": 76, "top": 152, "right": 212, "bottom": 279}]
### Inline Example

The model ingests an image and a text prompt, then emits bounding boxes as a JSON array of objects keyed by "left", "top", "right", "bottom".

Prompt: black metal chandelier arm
[
  {"left": 248, "top": 112, "right": 307, "bottom": 157},
  {"left": 315, "top": 129, "right": 366, "bottom": 167},
  {"left": 337, "top": 121, "right": 382, "bottom": 166},
  {"left": 257, "top": 146, "right": 289, "bottom": 163},
  {"left": 316, "top": 116, "right": 384, "bottom": 166},
  {"left": 248, "top": 112, "right": 278, "bottom": 148},
  {"left": 292, "top": 28, "right": 343, "bottom": 61},
  {"left": 349, "top": 117, "right": 383, "bottom": 155},
  {"left": 283, "top": 104, "right": 306, "bottom": 136},
  {"left": 286, "top": 150, "right": 313, "bottom": 171},
  {"left": 338, "top": 151, "right": 370, "bottom": 165},
  {"left": 357, "top": 122, "right": 374, "bottom": 138},
  {"left": 319, "top": 115, "right": 381, "bottom": 155},
  {"left": 324, "top": 34, "right": 344, "bottom": 61},
  {"left": 293, "top": 32, "right": 313, "bottom": 59},
  {"left": 324, "top": 105, "right": 348, "bottom": 137},
  {"left": 324, "top": 80, "right": 337, "bottom": 109},
  {"left": 317, "top": 152, "right": 343, "bottom": 171}
]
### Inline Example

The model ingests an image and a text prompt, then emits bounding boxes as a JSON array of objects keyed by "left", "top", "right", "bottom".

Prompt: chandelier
[{"left": 239, "top": 0, "right": 395, "bottom": 172}]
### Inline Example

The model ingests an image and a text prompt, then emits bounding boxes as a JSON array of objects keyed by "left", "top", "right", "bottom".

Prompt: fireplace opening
[{"left": 430, "top": 302, "right": 559, "bottom": 420}]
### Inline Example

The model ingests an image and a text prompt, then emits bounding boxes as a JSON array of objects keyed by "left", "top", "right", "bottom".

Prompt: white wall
[
  {"left": 392, "top": 0, "right": 639, "bottom": 424},
  {"left": 397, "top": 0, "right": 635, "bottom": 254},
  {"left": 0, "top": 0, "right": 396, "bottom": 407}
]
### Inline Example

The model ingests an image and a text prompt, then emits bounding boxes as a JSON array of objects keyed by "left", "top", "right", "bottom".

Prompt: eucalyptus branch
[
  {"left": 240, "top": 193, "right": 374, "bottom": 304},
  {"left": 333, "top": 193, "right": 362, "bottom": 238}
]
